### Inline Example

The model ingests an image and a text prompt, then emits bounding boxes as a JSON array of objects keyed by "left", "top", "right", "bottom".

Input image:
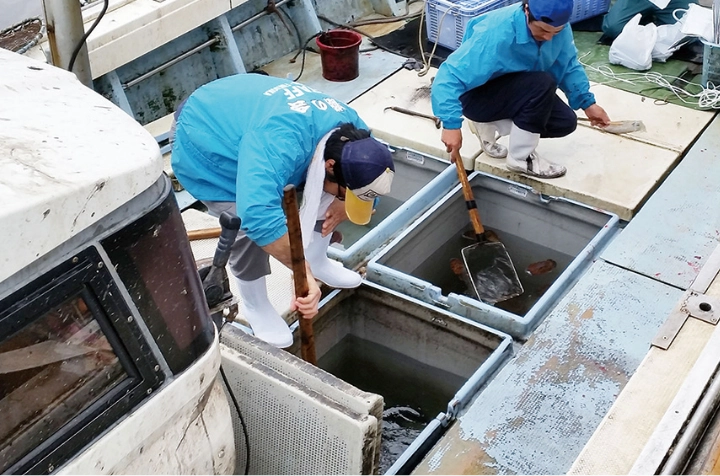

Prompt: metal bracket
[
  {"left": 652, "top": 291, "right": 720, "bottom": 349},
  {"left": 652, "top": 244, "right": 720, "bottom": 350},
  {"left": 651, "top": 296, "right": 690, "bottom": 350},
  {"left": 686, "top": 292, "right": 720, "bottom": 325}
]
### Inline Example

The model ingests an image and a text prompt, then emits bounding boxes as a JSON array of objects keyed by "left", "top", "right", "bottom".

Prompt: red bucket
[{"left": 315, "top": 30, "right": 362, "bottom": 82}]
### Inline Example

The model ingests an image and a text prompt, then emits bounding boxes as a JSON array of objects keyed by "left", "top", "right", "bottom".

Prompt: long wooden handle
[
  {"left": 282, "top": 185, "right": 317, "bottom": 365},
  {"left": 187, "top": 227, "right": 222, "bottom": 241},
  {"left": 453, "top": 151, "right": 485, "bottom": 237}
]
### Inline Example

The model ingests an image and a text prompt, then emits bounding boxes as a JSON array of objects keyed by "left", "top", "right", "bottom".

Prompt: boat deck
[
  {"left": 138, "top": 14, "right": 720, "bottom": 474},
  {"left": 412, "top": 115, "right": 720, "bottom": 474}
]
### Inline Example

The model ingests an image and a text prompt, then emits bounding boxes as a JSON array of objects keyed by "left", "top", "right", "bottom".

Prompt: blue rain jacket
[
  {"left": 172, "top": 74, "right": 366, "bottom": 247},
  {"left": 431, "top": 3, "right": 596, "bottom": 129}
]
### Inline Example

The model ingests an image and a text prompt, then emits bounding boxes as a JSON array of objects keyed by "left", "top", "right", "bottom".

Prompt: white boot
[
  {"left": 468, "top": 120, "right": 511, "bottom": 159},
  {"left": 506, "top": 123, "right": 566, "bottom": 178},
  {"left": 305, "top": 232, "right": 362, "bottom": 288},
  {"left": 236, "top": 276, "right": 293, "bottom": 348}
]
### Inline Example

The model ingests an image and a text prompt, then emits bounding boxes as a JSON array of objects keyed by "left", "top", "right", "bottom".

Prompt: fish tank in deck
[
  {"left": 366, "top": 171, "right": 620, "bottom": 340},
  {"left": 290, "top": 282, "right": 513, "bottom": 474},
  {"left": 327, "top": 146, "right": 455, "bottom": 269}
]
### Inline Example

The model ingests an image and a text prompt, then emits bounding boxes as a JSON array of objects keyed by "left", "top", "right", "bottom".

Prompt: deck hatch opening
[
  {"left": 288, "top": 282, "right": 512, "bottom": 474},
  {"left": 366, "top": 172, "right": 619, "bottom": 339}
]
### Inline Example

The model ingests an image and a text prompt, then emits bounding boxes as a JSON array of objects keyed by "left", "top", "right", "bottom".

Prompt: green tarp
[{"left": 573, "top": 31, "right": 709, "bottom": 110}]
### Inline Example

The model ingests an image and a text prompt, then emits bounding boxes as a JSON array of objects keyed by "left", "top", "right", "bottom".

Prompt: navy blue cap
[
  {"left": 340, "top": 137, "right": 394, "bottom": 190},
  {"left": 528, "top": 0, "right": 574, "bottom": 26},
  {"left": 340, "top": 137, "right": 395, "bottom": 225}
]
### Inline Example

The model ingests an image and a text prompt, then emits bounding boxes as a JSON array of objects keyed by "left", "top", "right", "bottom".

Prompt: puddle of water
[
  {"left": 334, "top": 196, "right": 403, "bottom": 249},
  {"left": 317, "top": 334, "right": 465, "bottom": 474},
  {"left": 411, "top": 226, "right": 574, "bottom": 315}
]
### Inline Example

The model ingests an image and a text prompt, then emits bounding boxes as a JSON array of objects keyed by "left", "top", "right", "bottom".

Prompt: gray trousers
[
  {"left": 204, "top": 200, "right": 324, "bottom": 281},
  {"left": 203, "top": 201, "right": 271, "bottom": 281}
]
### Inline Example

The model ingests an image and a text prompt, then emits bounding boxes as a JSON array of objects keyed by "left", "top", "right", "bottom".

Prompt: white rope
[
  {"left": 417, "top": 0, "right": 453, "bottom": 77},
  {"left": 578, "top": 51, "right": 720, "bottom": 109}
]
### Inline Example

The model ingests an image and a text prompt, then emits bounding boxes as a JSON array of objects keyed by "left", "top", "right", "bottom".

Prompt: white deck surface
[
  {"left": 349, "top": 68, "right": 714, "bottom": 220},
  {"left": 261, "top": 43, "right": 406, "bottom": 105}
]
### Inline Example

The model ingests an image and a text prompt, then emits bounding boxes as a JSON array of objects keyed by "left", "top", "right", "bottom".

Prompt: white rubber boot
[
  {"left": 468, "top": 120, "right": 511, "bottom": 158},
  {"left": 305, "top": 232, "right": 362, "bottom": 288},
  {"left": 506, "top": 123, "right": 567, "bottom": 178},
  {"left": 236, "top": 276, "right": 293, "bottom": 348}
]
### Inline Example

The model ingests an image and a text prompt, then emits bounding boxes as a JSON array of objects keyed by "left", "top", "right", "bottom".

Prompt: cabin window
[
  {"left": 0, "top": 247, "right": 163, "bottom": 474},
  {"left": 102, "top": 191, "right": 215, "bottom": 373}
]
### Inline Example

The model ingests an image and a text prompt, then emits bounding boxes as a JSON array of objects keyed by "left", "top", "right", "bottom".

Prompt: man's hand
[
  {"left": 584, "top": 104, "right": 611, "bottom": 127},
  {"left": 290, "top": 262, "right": 322, "bottom": 319},
  {"left": 441, "top": 128, "right": 463, "bottom": 157},
  {"left": 321, "top": 198, "right": 348, "bottom": 237}
]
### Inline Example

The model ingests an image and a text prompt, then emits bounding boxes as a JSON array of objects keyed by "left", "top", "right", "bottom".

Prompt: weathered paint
[
  {"left": 413, "top": 259, "right": 683, "bottom": 475},
  {"left": 601, "top": 115, "right": 720, "bottom": 290},
  {"left": 58, "top": 334, "right": 235, "bottom": 474},
  {"left": 0, "top": 49, "right": 162, "bottom": 283}
]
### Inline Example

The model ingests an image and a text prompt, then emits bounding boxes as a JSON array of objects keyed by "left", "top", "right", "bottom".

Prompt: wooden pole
[
  {"left": 282, "top": 185, "right": 317, "bottom": 365},
  {"left": 187, "top": 227, "right": 222, "bottom": 241}
]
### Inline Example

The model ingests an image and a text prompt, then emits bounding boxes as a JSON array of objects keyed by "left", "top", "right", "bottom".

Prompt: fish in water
[
  {"left": 383, "top": 406, "right": 423, "bottom": 423},
  {"left": 450, "top": 257, "right": 465, "bottom": 276},
  {"left": 450, "top": 257, "right": 475, "bottom": 296},
  {"left": 526, "top": 259, "right": 557, "bottom": 276}
]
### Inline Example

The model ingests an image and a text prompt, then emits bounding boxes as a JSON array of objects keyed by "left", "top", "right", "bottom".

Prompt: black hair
[
  {"left": 324, "top": 122, "right": 371, "bottom": 187},
  {"left": 522, "top": 0, "right": 554, "bottom": 24},
  {"left": 522, "top": 0, "right": 537, "bottom": 21}
]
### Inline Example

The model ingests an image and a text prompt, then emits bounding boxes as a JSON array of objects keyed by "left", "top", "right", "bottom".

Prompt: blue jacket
[
  {"left": 171, "top": 74, "right": 366, "bottom": 247},
  {"left": 431, "top": 3, "right": 595, "bottom": 129}
]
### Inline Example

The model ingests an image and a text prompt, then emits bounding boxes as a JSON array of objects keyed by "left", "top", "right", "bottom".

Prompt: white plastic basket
[
  {"left": 425, "top": 0, "right": 520, "bottom": 51},
  {"left": 425, "top": 0, "right": 611, "bottom": 51}
]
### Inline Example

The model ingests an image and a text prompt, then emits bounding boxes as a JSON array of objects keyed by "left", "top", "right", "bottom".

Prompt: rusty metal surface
[{"left": 413, "top": 259, "right": 682, "bottom": 475}]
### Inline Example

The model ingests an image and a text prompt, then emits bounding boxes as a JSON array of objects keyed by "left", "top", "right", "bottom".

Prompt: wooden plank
[
  {"left": 573, "top": 84, "right": 715, "bottom": 153},
  {"left": 476, "top": 126, "right": 678, "bottom": 221},
  {"left": 0, "top": 341, "right": 97, "bottom": 374}
]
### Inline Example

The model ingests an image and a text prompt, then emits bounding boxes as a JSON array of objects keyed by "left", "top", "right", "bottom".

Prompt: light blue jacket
[
  {"left": 171, "top": 74, "right": 366, "bottom": 247},
  {"left": 431, "top": 3, "right": 595, "bottom": 129}
]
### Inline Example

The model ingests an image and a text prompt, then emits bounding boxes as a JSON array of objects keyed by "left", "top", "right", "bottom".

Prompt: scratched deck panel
[
  {"left": 350, "top": 68, "right": 704, "bottom": 221},
  {"left": 412, "top": 259, "right": 682, "bottom": 475},
  {"left": 261, "top": 46, "right": 405, "bottom": 105},
  {"left": 601, "top": 114, "right": 720, "bottom": 290},
  {"left": 348, "top": 67, "right": 484, "bottom": 167},
  {"left": 570, "top": 84, "right": 714, "bottom": 153},
  {"left": 569, "top": 277, "right": 720, "bottom": 475},
  {"left": 476, "top": 126, "right": 678, "bottom": 221}
]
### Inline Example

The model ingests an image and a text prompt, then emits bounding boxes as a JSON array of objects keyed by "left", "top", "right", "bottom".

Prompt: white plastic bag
[
  {"left": 675, "top": 4, "right": 714, "bottom": 43},
  {"left": 652, "top": 22, "right": 689, "bottom": 62},
  {"left": 609, "top": 14, "right": 658, "bottom": 71}
]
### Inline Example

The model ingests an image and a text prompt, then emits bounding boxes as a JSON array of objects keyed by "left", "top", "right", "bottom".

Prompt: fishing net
[{"left": 0, "top": 18, "right": 44, "bottom": 54}]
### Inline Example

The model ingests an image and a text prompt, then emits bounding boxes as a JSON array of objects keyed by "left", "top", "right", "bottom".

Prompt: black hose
[
  {"left": 68, "top": 0, "right": 109, "bottom": 72},
  {"left": 220, "top": 365, "right": 251, "bottom": 475}
]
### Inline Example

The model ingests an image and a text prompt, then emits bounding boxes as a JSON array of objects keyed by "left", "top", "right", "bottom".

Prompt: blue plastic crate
[
  {"left": 568, "top": 0, "right": 611, "bottom": 24},
  {"left": 425, "top": 0, "right": 610, "bottom": 51}
]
